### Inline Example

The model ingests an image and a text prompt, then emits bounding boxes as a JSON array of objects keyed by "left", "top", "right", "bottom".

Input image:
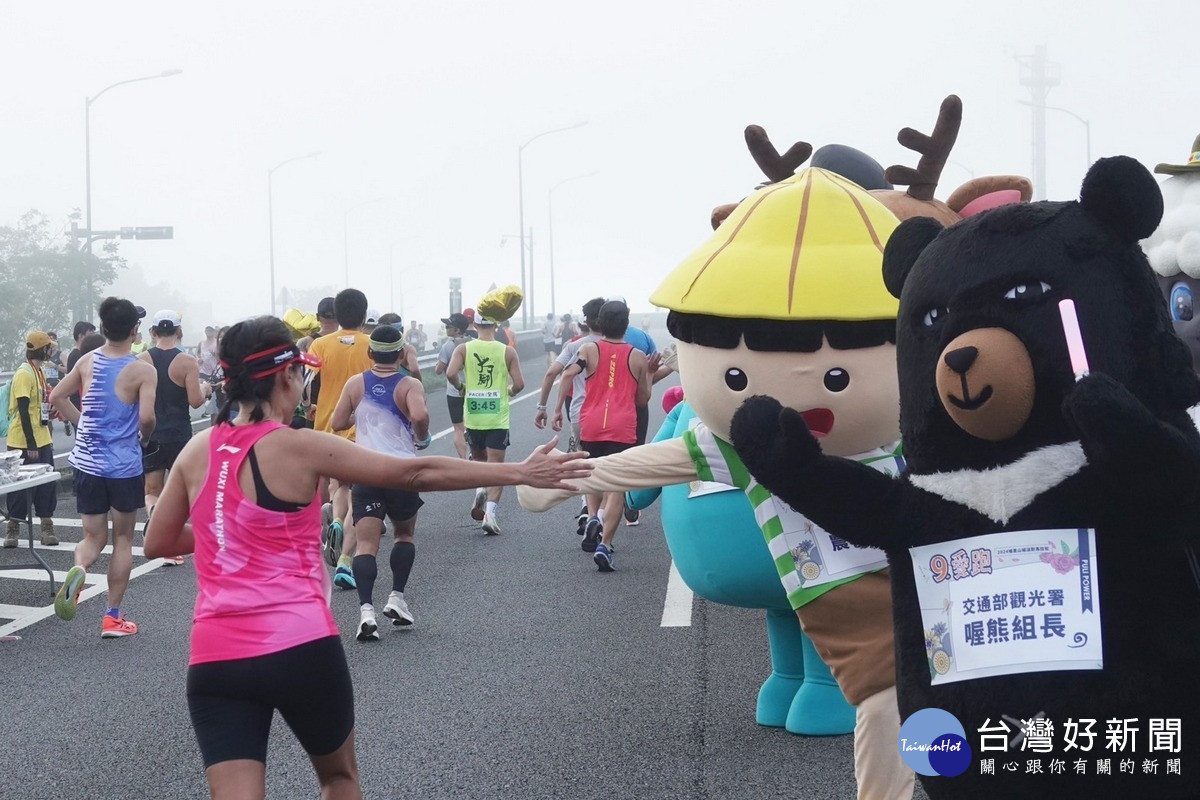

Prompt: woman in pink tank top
[{"left": 144, "top": 316, "right": 591, "bottom": 800}]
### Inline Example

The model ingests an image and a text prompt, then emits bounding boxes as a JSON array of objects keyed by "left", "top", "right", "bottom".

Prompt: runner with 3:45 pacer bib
[{"left": 445, "top": 312, "right": 524, "bottom": 535}]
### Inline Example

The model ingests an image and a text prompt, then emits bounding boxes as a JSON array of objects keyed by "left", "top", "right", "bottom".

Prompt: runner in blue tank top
[
  {"left": 331, "top": 325, "right": 431, "bottom": 640},
  {"left": 49, "top": 297, "right": 158, "bottom": 638}
]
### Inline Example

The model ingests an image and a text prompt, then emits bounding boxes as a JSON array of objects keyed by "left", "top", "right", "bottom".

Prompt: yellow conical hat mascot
[{"left": 651, "top": 167, "right": 900, "bottom": 320}]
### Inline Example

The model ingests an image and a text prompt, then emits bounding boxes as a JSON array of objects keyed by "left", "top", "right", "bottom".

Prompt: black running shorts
[
  {"left": 465, "top": 428, "right": 510, "bottom": 452},
  {"left": 74, "top": 471, "right": 145, "bottom": 515},
  {"left": 142, "top": 440, "right": 187, "bottom": 473},
  {"left": 187, "top": 635, "right": 354, "bottom": 767},
  {"left": 351, "top": 484, "right": 423, "bottom": 524},
  {"left": 446, "top": 394, "right": 464, "bottom": 425},
  {"left": 580, "top": 440, "right": 633, "bottom": 459}
]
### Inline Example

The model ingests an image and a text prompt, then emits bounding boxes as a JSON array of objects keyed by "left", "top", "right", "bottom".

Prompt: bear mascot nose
[{"left": 943, "top": 346, "right": 979, "bottom": 375}]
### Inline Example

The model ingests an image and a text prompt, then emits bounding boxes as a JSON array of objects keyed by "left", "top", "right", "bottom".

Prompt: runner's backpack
[
  {"left": 0, "top": 364, "right": 34, "bottom": 438},
  {"left": 0, "top": 379, "right": 12, "bottom": 438}
]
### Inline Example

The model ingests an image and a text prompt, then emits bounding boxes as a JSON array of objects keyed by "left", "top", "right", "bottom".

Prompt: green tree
[{"left": 0, "top": 210, "right": 123, "bottom": 370}]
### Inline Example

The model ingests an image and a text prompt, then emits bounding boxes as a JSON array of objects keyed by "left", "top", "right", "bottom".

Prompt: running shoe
[
  {"left": 101, "top": 614, "right": 139, "bottom": 638},
  {"left": 383, "top": 592, "right": 415, "bottom": 626},
  {"left": 575, "top": 505, "right": 588, "bottom": 536},
  {"left": 470, "top": 488, "right": 487, "bottom": 522},
  {"left": 581, "top": 516, "right": 603, "bottom": 553},
  {"left": 357, "top": 605, "right": 380, "bottom": 641},
  {"left": 54, "top": 565, "right": 87, "bottom": 621},
  {"left": 482, "top": 511, "right": 501, "bottom": 536},
  {"left": 334, "top": 564, "right": 357, "bottom": 590},
  {"left": 594, "top": 543, "right": 616, "bottom": 572},
  {"left": 623, "top": 507, "right": 641, "bottom": 527},
  {"left": 320, "top": 503, "right": 338, "bottom": 566},
  {"left": 162, "top": 555, "right": 185, "bottom": 566}
]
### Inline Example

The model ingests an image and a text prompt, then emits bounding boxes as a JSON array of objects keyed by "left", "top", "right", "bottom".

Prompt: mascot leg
[
  {"left": 786, "top": 619, "right": 857, "bottom": 735},
  {"left": 757, "top": 607, "right": 806, "bottom": 728},
  {"left": 852, "top": 686, "right": 914, "bottom": 800}
]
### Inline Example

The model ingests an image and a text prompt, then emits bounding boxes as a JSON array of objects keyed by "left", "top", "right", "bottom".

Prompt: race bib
[
  {"left": 772, "top": 501, "right": 889, "bottom": 588},
  {"left": 466, "top": 389, "right": 502, "bottom": 415},
  {"left": 909, "top": 528, "right": 1102, "bottom": 685}
]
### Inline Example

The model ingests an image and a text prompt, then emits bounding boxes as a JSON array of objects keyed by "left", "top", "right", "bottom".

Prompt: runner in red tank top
[{"left": 556, "top": 300, "right": 651, "bottom": 571}]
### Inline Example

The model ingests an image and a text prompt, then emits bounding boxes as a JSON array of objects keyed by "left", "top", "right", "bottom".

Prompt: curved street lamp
[
  {"left": 343, "top": 197, "right": 388, "bottom": 286},
  {"left": 517, "top": 121, "right": 586, "bottom": 327},
  {"left": 268, "top": 151, "right": 321, "bottom": 316},
  {"left": 548, "top": 171, "right": 599, "bottom": 317},
  {"left": 84, "top": 69, "right": 183, "bottom": 253},
  {"left": 1017, "top": 99, "right": 1091, "bottom": 178}
]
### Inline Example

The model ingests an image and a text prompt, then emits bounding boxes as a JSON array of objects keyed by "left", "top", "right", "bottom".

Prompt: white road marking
[
  {"left": 660, "top": 560, "right": 694, "bottom": 627},
  {"left": 0, "top": 546, "right": 170, "bottom": 636}
]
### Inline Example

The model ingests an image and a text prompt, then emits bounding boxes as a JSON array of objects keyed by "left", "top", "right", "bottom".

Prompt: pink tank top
[
  {"left": 188, "top": 421, "right": 336, "bottom": 665},
  {"left": 580, "top": 339, "right": 638, "bottom": 444}
]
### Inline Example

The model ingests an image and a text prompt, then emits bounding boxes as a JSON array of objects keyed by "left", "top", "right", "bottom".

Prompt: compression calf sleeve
[
  {"left": 352, "top": 555, "right": 377, "bottom": 606},
  {"left": 390, "top": 541, "right": 416, "bottom": 593}
]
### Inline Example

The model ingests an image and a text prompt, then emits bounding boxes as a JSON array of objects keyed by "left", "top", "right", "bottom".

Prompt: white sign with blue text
[{"left": 909, "top": 528, "right": 1103, "bottom": 685}]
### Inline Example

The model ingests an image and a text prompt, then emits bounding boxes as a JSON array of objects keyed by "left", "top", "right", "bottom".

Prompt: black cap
[
  {"left": 441, "top": 312, "right": 471, "bottom": 332},
  {"left": 581, "top": 297, "right": 606, "bottom": 321},
  {"left": 599, "top": 299, "right": 630, "bottom": 323},
  {"left": 134, "top": 305, "right": 147, "bottom": 319},
  {"left": 316, "top": 297, "right": 336, "bottom": 319}
]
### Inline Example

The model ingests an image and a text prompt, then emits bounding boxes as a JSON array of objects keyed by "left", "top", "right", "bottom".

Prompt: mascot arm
[
  {"left": 732, "top": 395, "right": 906, "bottom": 549},
  {"left": 625, "top": 401, "right": 686, "bottom": 511},
  {"left": 1064, "top": 372, "right": 1200, "bottom": 509},
  {"left": 517, "top": 438, "right": 698, "bottom": 512}
]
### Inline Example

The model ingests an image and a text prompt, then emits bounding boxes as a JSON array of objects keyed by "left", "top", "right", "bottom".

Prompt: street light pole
[
  {"left": 517, "top": 121, "right": 586, "bottom": 329},
  {"left": 268, "top": 151, "right": 320, "bottom": 316},
  {"left": 548, "top": 171, "right": 599, "bottom": 318},
  {"left": 1017, "top": 99, "right": 1091, "bottom": 177},
  {"left": 344, "top": 197, "right": 387, "bottom": 287},
  {"left": 84, "top": 69, "right": 182, "bottom": 254}
]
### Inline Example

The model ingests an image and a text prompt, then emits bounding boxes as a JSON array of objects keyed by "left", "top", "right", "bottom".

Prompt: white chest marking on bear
[{"left": 908, "top": 441, "right": 1087, "bottom": 524}]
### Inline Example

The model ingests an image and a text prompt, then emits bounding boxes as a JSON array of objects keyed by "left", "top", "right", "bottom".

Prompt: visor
[{"left": 220, "top": 343, "right": 322, "bottom": 383}]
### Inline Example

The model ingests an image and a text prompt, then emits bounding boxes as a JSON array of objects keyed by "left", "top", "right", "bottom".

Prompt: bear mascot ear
[
  {"left": 882, "top": 216, "right": 944, "bottom": 299},
  {"left": 1078, "top": 155, "right": 1164, "bottom": 244}
]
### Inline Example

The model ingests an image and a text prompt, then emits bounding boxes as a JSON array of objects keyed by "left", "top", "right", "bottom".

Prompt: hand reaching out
[{"left": 519, "top": 437, "right": 592, "bottom": 491}]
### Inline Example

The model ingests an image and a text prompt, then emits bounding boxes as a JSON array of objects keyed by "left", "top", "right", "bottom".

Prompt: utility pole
[{"left": 1017, "top": 45, "right": 1061, "bottom": 200}]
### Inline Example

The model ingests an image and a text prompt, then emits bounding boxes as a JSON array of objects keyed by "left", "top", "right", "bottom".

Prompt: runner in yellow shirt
[{"left": 309, "top": 289, "right": 372, "bottom": 588}]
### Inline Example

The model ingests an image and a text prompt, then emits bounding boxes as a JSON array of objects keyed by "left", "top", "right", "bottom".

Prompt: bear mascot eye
[
  {"left": 724, "top": 368, "right": 749, "bottom": 391},
  {"left": 1170, "top": 282, "right": 1194, "bottom": 322},
  {"left": 922, "top": 307, "right": 949, "bottom": 327},
  {"left": 824, "top": 368, "right": 850, "bottom": 392},
  {"left": 1003, "top": 281, "right": 1052, "bottom": 301}
]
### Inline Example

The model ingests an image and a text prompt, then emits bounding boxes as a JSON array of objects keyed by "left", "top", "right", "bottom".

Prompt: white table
[{"left": 0, "top": 471, "right": 61, "bottom": 594}]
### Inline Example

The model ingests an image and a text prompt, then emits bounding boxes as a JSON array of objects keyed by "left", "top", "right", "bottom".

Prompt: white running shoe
[
  {"left": 482, "top": 511, "right": 501, "bottom": 536},
  {"left": 357, "top": 605, "right": 380, "bottom": 641},
  {"left": 383, "top": 592, "right": 415, "bottom": 626},
  {"left": 470, "top": 488, "right": 487, "bottom": 521}
]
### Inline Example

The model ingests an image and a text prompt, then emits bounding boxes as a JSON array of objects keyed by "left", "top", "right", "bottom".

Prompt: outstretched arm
[
  {"left": 731, "top": 395, "right": 907, "bottom": 550},
  {"left": 517, "top": 438, "right": 698, "bottom": 512},
  {"left": 625, "top": 401, "right": 685, "bottom": 511}
]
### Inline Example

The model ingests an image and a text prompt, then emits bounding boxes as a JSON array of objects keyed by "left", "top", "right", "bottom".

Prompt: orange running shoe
[
  {"left": 162, "top": 556, "right": 185, "bottom": 566},
  {"left": 101, "top": 615, "right": 138, "bottom": 638}
]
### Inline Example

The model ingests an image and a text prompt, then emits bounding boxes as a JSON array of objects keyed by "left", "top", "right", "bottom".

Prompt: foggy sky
[{"left": 1, "top": 1, "right": 1194, "bottom": 341}]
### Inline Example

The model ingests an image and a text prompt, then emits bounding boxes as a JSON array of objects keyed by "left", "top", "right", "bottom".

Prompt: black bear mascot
[{"left": 732, "top": 156, "right": 1200, "bottom": 799}]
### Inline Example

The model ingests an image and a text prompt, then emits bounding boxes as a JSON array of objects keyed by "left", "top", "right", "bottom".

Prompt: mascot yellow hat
[{"left": 651, "top": 167, "right": 900, "bottom": 320}]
